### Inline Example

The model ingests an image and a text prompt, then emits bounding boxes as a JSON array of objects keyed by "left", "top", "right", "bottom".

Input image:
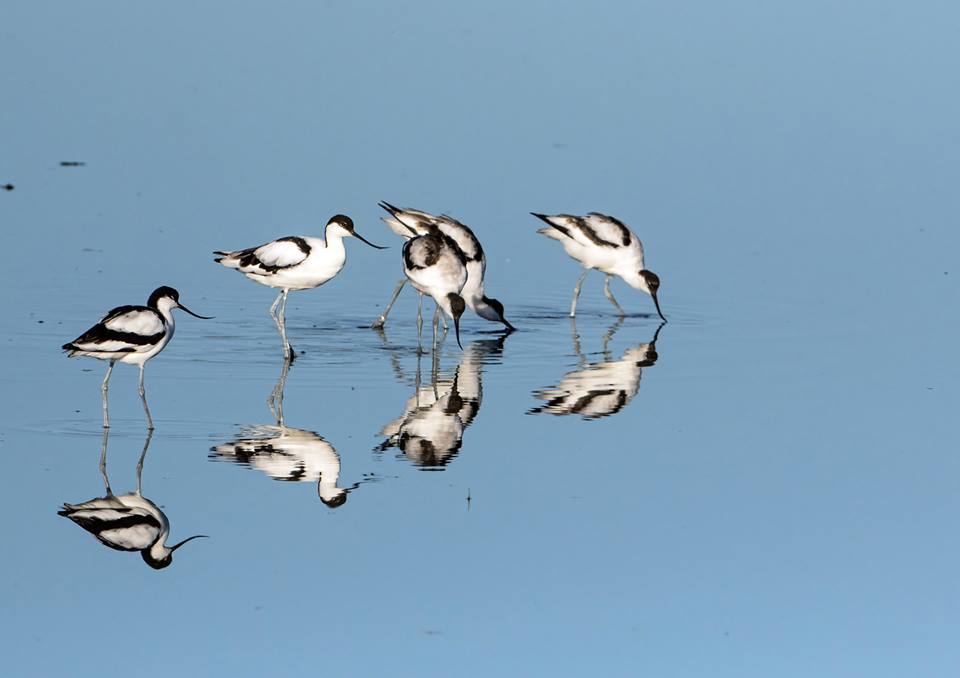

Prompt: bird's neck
[
  {"left": 324, "top": 223, "right": 350, "bottom": 246},
  {"left": 154, "top": 299, "right": 177, "bottom": 325}
]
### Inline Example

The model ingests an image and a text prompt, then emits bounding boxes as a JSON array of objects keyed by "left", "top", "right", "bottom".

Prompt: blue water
[{"left": 2, "top": 2, "right": 959, "bottom": 676}]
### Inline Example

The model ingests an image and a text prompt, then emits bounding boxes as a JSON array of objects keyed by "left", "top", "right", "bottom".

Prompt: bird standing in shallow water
[
  {"left": 402, "top": 228, "right": 468, "bottom": 352},
  {"left": 372, "top": 202, "right": 513, "bottom": 331},
  {"left": 62, "top": 286, "right": 211, "bottom": 430},
  {"left": 532, "top": 212, "right": 666, "bottom": 321},
  {"left": 214, "top": 214, "right": 386, "bottom": 361}
]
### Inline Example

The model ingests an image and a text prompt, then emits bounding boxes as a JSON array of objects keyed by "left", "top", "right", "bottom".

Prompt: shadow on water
[
  {"left": 375, "top": 330, "right": 509, "bottom": 470},
  {"left": 210, "top": 357, "right": 375, "bottom": 508},
  {"left": 58, "top": 430, "right": 208, "bottom": 569},
  {"left": 528, "top": 318, "right": 664, "bottom": 421}
]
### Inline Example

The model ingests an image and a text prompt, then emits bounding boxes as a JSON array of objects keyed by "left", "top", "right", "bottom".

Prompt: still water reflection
[
  {"left": 529, "top": 319, "right": 663, "bottom": 420},
  {"left": 211, "top": 357, "right": 368, "bottom": 507},
  {"left": 377, "top": 334, "right": 507, "bottom": 469},
  {"left": 58, "top": 431, "right": 208, "bottom": 569}
]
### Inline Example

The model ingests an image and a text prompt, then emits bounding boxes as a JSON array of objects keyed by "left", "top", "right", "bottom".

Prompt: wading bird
[
  {"left": 214, "top": 214, "right": 385, "bottom": 361},
  {"left": 62, "top": 286, "right": 211, "bottom": 429},
  {"left": 402, "top": 228, "right": 468, "bottom": 351},
  {"left": 372, "top": 202, "right": 513, "bottom": 331},
  {"left": 532, "top": 212, "right": 666, "bottom": 320}
]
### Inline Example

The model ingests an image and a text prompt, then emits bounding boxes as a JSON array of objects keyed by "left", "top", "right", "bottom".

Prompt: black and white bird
[
  {"left": 58, "top": 431, "right": 208, "bottom": 569},
  {"left": 214, "top": 214, "right": 386, "bottom": 361},
  {"left": 401, "top": 226, "right": 468, "bottom": 350},
  {"left": 532, "top": 212, "right": 666, "bottom": 320},
  {"left": 62, "top": 286, "right": 212, "bottom": 430},
  {"left": 529, "top": 320, "right": 663, "bottom": 420},
  {"left": 372, "top": 202, "right": 513, "bottom": 331}
]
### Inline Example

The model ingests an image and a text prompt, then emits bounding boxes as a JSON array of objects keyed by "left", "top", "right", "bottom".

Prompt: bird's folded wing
[
  {"left": 583, "top": 213, "right": 633, "bottom": 247},
  {"left": 243, "top": 238, "right": 310, "bottom": 272},
  {"left": 103, "top": 309, "right": 164, "bottom": 336}
]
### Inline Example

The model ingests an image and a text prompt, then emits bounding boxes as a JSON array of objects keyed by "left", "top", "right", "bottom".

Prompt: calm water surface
[{"left": 2, "top": 2, "right": 959, "bottom": 676}]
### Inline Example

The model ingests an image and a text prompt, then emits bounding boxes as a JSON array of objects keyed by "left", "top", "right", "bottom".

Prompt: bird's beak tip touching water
[
  {"left": 353, "top": 231, "right": 388, "bottom": 250},
  {"left": 454, "top": 317, "right": 463, "bottom": 349},
  {"left": 170, "top": 534, "right": 209, "bottom": 552},
  {"left": 177, "top": 304, "right": 214, "bottom": 320},
  {"left": 651, "top": 292, "right": 667, "bottom": 323}
]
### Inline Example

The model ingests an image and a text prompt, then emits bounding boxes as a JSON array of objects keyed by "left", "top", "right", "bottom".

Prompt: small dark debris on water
[
  {"left": 2, "top": 184, "right": 13, "bottom": 191},
  {"left": 60, "top": 161, "right": 86, "bottom": 167}
]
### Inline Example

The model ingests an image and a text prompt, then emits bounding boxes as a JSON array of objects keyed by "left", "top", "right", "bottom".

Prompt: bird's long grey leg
[
  {"left": 432, "top": 302, "right": 440, "bottom": 354},
  {"left": 135, "top": 430, "right": 154, "bottom": 496},
  {"left": 138, "top": 364, "right": 155, "bottom": 430},
  {"left": 439, "top": 300, "right": 448, "bottom": 331},
  {"left": 98, "top": 428, "right": 112, "bottom": 495},
  {"left": 269, "top": 290, "right": 291, "bottom": 360},
  {"left": 101, "top": 360, "right": 116, "bottom": 429},
  {"left": 570, "top": 270, "right": 589, "bottom": 317},
  {"left": 371, "top": 278, "right": 407, "bottom": 329},
  {"left": 269, "top": 290, "right": 283, "bottom": 320},
  {"left": 278, "top": 289, "right": 295, "bottom": 361},
  {"left": 603, "top": 274, "right": 626, "bottom": 316},
  {"left": 416, "top": 293, "right": 424, "bottom": 355}
]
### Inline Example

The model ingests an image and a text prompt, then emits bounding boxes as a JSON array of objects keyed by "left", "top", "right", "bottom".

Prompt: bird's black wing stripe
[
  {"left": 531, "top": 213, "right": 571, "bottom": 238},
  {"left": 100, "top": 304, "right": 153, "bottom": 324},
  {"left": 67, "top": 323, "right": 164, "bottom": 348},
  {"left": 238, "top": 237, "right": 310, "bottom": 273},
  {"left": 277, "top": 236, "right": 311, "bottom": 255},
  {"left": 439, "top": 233, "right": 468, "bottom": 266},
  {"left": 440, "top": 216, "right": 484, "bottom": 262},
  {"left": 577, "top": 219, "right": 620, "bottom": 248},
  {"left": 589, "top": 213, "right": 632, "bottom": 246},
  {"left": 404, "top": 234, "right": 445, "bottom": 270}
]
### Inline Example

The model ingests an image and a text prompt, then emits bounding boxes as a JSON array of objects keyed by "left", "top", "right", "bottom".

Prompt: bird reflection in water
[
  {"left": 210, "top": 358, "right": 367, "bottom": 507},
  {"left": 376, "top": 331, "right": 507, "bottom": 468},
  {"left": 58, "top": 430, "right": 208, "bottom": 569},
  {"left": 529, "top": 319, "right": 664, "bottom": 420}
]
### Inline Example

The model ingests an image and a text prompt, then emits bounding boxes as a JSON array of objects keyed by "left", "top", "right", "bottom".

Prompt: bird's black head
[
  {"left": 483, "top": 296, "right": 515, "bottom": 331},
  {"left": 328, "top": 214, "right": 355, "bottom": 232},
  {"left": 639, "top": 270, "right": 660, "bottom": 293},
  {"left": 448, "top": 293, "right": 466, "bottom": 320},
  {"left": 639, "top": 270, "right": 666, "bottom": 322},
  {"left": 448, "top": 293, "right": 466, "bottom": 349},
  {"left": 147, "top": 286, "right": 180, "bottom": 308},
  {"left": 321, "top": 492, "right": 348, "bottom": 509},
  {"left": 142, "top": 552, "right": 173, "bottom": 570}
]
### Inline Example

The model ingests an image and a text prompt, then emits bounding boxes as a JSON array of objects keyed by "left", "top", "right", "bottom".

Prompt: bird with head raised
[
  {"left": 214, "top": 214, "right": 386, "bottom": 361},
  {"left": 532, "top": 212, "right": 666, "bottom": 321},
  {"left": 62, "top": 286, "right": 212, "bottom": 430}
]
